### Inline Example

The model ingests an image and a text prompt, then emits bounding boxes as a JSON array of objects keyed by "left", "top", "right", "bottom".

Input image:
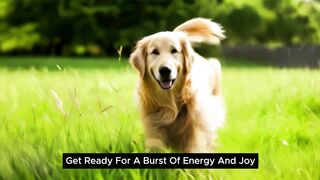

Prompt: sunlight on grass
[{"left": 0, "top": 58, "right": 319, "bottom": 179}]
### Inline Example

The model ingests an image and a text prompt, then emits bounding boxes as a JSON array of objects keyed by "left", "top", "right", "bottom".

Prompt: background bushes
[{"left": 0, "top": 0, "right": 319, "bottom": 56}]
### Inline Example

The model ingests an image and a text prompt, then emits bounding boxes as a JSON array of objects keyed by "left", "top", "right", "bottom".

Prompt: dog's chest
[{"left": 163, "top": 105, "right": 193, "bottom": 148}]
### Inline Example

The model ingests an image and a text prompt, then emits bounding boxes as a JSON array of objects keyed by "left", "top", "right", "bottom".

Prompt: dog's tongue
[{"left": 160, "top": 80, "right": 172, "bottom": 89}]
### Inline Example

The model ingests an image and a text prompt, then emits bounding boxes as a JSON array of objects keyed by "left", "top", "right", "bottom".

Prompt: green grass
[{"left": 0, "top": 57, "right": 319, "bottom": 179}]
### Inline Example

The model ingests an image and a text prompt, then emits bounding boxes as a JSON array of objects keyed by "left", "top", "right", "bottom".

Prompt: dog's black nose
[{"left": 159, "top": 65, "right": 171, "bottom": 77}]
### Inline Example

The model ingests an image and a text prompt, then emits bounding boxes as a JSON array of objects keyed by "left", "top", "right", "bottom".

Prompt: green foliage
[
  {"left": 0, "top": 57, "right": 319, "bottom": 179},
  {"left": 0, "top": 0, "right": 320, "bottom": 55},
  {"left": 223, "top": 5, "right": 264, "bottom": 41},
  {"left": 0, "top": 23, "right": 41, "bottom": 52},
  {"left": 262, "top": 0, "right": 320, "bottom": 44}
]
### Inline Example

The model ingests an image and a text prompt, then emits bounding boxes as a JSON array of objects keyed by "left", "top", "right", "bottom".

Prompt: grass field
[{"left": 0, "top": 57, "right": 319, "bottom": 179}]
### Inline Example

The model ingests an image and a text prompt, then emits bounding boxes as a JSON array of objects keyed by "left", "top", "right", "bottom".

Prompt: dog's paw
[{"left": 145, "top": 146, "right": 170, "bottom": 153}]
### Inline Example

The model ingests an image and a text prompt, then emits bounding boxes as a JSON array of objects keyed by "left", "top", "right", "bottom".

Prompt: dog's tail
[{"left": 173, "top": 18, "right": 225, "bottom": 45}]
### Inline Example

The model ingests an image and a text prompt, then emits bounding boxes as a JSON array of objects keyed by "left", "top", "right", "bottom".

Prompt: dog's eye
[
  {"left": 171, "top": 48, "right": 178, "bottom": 54},
  {"left": 151, "top": 49, "right": 159, "bottom": 55}
]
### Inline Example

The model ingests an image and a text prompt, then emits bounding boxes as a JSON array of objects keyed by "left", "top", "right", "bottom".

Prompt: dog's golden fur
[{"left": 130, "top": 18, "right": 225, "bottom": 153}]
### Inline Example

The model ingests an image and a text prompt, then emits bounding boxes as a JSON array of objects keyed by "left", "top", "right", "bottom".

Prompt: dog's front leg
[
  {"left": 145, "top": 137, "right": 167, "bottom": 153},
  {"left": 183, "top": 128, "right": 211, "bottom": 153},
  {"left": 143, "top": 124, "right": 168, "bottom": 152}
]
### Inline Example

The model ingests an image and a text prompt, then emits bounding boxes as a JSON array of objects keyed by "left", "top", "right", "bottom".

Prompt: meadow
[{"left": 0, "top": 57, "right": 319, "bottom": 179}]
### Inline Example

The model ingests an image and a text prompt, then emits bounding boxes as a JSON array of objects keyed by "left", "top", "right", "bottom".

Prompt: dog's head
[
  {"left": 130, "top": 32, "right": 193, "bottom": 90},
  {"left": 130, "top": 18, "right": 225, "bottom": 91}
]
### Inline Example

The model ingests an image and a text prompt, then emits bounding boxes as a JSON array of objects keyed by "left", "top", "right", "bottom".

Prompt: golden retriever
[{"left": 130, "top": 18, "right": 225, "bottom": 153}]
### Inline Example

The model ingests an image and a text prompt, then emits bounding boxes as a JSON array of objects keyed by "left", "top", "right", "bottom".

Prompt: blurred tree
[
  {"left": 223, "top": 5, "right": 264, "bottom": 42},
  {"left": 263, "top": 0, "right": 320, "bottom": 45},
  {"left": 1, "top": 0, "right": 320, "bottom": 56}
]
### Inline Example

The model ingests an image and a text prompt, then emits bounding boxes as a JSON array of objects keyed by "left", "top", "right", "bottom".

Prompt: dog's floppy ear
[
  {"left": 129, "top": 37, "right": 149, "bottom": 77},
  {"left": 180, "top": 36, "right": 194, "bottom": 74},
  {"left": 174, "top": 18, "right": 225, "bottom": 45}
]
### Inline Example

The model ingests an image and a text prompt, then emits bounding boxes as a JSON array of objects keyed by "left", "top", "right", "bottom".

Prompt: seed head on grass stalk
[
  {"left": 56, "top": 65, "right": 63, "bottom": 71},
  {"left": 117, "top": 45, "right": 123, "bottom": 62},
  {"left": 51, "top": 89, "right": 67, "bottom": 117}
]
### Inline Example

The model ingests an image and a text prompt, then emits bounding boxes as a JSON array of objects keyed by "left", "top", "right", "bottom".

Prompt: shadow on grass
[
  {"left": 0, "top": 56, "right": 274, "bottom": 71},
  {"left": 0, "top": 56, "right": 130, "bottom": 71}
]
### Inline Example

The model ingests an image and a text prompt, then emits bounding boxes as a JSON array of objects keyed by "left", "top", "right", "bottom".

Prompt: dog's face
[
  {"left": 147, "top": 32, "right": 184, "bottom": 90},
  {"left": 130, "top": 32, "right": 192, "bottom": 90}
]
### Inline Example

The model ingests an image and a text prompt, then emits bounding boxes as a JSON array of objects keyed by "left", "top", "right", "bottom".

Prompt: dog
[{"left": 130, "top": 18, "right": 225, "bottom": 153}]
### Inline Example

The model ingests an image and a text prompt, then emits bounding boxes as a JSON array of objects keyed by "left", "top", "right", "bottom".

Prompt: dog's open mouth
[
  {"left": 151, "top": 70, "right": 176, "bottom": 90},
  {"left": 158, "top": 79, "right": 175, "bottom": 89}
]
